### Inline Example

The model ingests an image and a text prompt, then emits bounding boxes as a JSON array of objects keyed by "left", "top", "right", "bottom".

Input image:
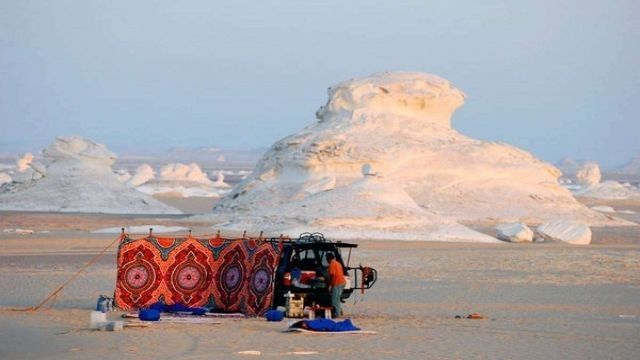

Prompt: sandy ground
[{"left": 0, "top": 213, "right": 639, "bottom": 359}]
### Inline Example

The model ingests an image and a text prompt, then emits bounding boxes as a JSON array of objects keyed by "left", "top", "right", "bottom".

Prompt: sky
[{"left": 1, "top": 0, "right": 638, "bottom": 167}]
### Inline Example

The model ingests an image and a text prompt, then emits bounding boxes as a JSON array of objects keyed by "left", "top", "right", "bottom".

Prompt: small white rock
[
  {"left": 590, "top": 205, "right": 615, "bottom": 213},
  {"left": 495, "top": 223, "right": 533, "bottom": 243}
]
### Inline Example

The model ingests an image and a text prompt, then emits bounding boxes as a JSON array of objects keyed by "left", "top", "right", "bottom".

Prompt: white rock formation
[
  {"left": 159, "top": 163, "right": 212, "bottom": 184},
  {"left": 16, "top": 153, "right": 34, "bottom": 172},
  {"left": 213, "top": 170, "right": 232, "bottom": 188},
  {"left": 134, "top": 162, "right": 228, "bottom": 198},
  {"left": 555, "top": 158, "right": 585, "bottom": 178},
  {"left": 12, "top": 153, "right": 46, "bottom": 183},
  {"left": 114, "top": 169, "right": 132, "bottom": 183},
  {"left": 590, "top": 205, "right": 615, "bottom": 213},
  {"left": 127, "top": 164, "right": 155, "bottom": 187},
  {"left": 211, "top": 72, "right": 615, "bottom": 242},
  {"left": 575, "top": 181, "right": 640, "bottom": 199},
  {"left": 535, "top": 219, "right": 592, "bottom": 245},
  {"left": 495, "top": 223, "right": 534, "bottom": 243},
  {"left": 0, "top": 172, "right": 11, "bottom": 187},
  {"left": 0, "top": 137, "right": 181, "bottom": 214},
  {"left": 216, "top": 175, "right": 498, "bottom": 242},
  {"left": 576, "top": 163, "right": 601, "bottom": 187}
]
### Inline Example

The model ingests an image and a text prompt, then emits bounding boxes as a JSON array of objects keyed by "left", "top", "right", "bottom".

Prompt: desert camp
[{"left": 1, "top": 1, "right": 639, "bottom": 359}]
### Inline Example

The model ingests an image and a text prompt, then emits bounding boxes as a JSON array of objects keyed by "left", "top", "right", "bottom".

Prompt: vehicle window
[
  {"left": 320, "top": 251, "right": 328, "bottom": 267},
  {"left": 298, "top": 249, "right": 317, "bottom": 270}
]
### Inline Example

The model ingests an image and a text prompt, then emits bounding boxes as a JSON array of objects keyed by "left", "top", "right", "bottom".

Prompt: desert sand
[{"left": 1, "top": 211, "right": 639, "bottom": 359}]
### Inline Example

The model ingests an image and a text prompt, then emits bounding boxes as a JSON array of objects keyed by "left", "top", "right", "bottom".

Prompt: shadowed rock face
[{"left": 211, "top": 72, "right": 622, "bottom": 241}]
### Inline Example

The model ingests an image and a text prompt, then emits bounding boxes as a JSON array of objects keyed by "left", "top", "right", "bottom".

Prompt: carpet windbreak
[{"left": 114, "top": 234, "right": 281, "bottom": 316}]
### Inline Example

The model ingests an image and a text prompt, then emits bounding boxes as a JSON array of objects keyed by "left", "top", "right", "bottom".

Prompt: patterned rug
[{"left": 114, "top": 234, "right": 281, "bottom": 316}]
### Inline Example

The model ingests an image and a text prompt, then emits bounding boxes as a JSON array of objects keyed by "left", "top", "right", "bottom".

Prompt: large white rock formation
[
  {"left": 0, "top": 137, "right": 181, "bottom": 214},
  {"left": 211, "top": 72, "right": 619, "bottom": 241}
]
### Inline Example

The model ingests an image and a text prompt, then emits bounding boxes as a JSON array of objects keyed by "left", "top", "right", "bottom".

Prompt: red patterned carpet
[{"left": 114, "top": 234, "right": 281, "bottom": 316}]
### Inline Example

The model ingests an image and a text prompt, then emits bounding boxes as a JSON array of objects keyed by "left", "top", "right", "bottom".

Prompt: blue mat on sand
[{"left": 291, "top": 318, "right": 360, "bottom": 332}]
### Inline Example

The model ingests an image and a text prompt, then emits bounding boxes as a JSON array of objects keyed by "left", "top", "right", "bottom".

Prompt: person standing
[{"left": 326, "top": 252, "right": 346, "bottom": 318}]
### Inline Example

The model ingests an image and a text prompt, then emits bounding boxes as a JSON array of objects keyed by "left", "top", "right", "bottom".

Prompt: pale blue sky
[{"left": 1, "top": 0, "right": 638, "bottom": 167}]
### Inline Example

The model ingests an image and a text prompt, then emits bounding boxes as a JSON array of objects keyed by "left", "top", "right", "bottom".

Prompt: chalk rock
[
  {"left": 30, "top": 162, "right": 46, "bottom": 177},
  {"left": 211, "top": 72, "right": 614, "bottom": 243},
  {"left": 361, "top": 164, "right": 377, "bottom": 176},
  {"left": 159, "top": 163, "right": 212, "bottom": 185},
  {"left": 590, "top": 205, "right": 615, "bottom": 213},
  {"left": 16, "top": 153, "right": 34, "bottom": 171},
  {"left": 576, "top": 163, "right": 601, "bottom": 187},
  {"left": 128, "top": 164, "right": 155, "bottom": 187},
  {"left": 576, "top": 181, "right": 640, "bottom": 200},
  {"left": 213, "top": 171, "right": 232, "bottom": 188},
  {"left": 0, "top": 172, "right": 11, "bottom": 187},
  {"left": 535, "top": 220, "right": 592, "bottom": 245},
  {"left": 44, "top": 136, "right": 116, "bottom": 166},
  {"left": 11, "top": 153, "right": 47, "bottom": 183},
  {"left": 0, "top": 136, "right": 181, "bottom": 214},
  {"left": 495, "top": 223, "right": 533, "bottom": 243},
  {"left": 114, "top": 169, "right": 132, "bottom": 183}
]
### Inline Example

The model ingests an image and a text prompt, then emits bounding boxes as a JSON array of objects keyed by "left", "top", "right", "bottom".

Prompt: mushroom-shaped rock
[
  {"left": 535, "top": 220, "right": 592, "bottom": 245},
  {"left": 211, "top": 72, "right": 617, "bottom": 242},
  {"left": 495, "top": 223, "right": 534, "bottom": 243}
]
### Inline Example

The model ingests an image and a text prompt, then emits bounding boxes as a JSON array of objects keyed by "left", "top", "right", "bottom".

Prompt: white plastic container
[
  {"left": 344, "top": 276, "right": 351, "bottom": 290},
  {"left": 102, "top": 320, "right": 124, "bottom": 331},
  {"left": 90, "top": 311, "right": 107, "bottom": 330}
]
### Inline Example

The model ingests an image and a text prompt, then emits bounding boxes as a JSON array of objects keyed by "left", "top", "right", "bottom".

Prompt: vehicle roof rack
[{"left": 297, "top": 232, "right": 327, "bottom": 243}]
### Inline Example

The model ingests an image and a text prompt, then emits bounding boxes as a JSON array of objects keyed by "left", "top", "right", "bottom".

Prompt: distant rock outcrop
[
  {"left": 619, "top": 154, "right": 640, "bottom": 176},
  {"left": 576, "top": 163, "right": 601, "bottom": 187},
  {"left": 0, "top": 137, "right": 182, "bottom": 214}
]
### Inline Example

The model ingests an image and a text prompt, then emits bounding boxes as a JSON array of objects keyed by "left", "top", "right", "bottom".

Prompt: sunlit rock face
[
  {"left": 576, "top": 163, "right": 601, "bottom": 187},
  {"left": 211, "top": 72, "right": 618, "bottom": 241},
  {"left": 0, "top": 136, "right": 181, "bottom": 214}
]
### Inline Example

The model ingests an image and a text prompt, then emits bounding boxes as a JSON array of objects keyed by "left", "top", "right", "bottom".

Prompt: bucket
[
  {"left": 344, "top": 276, "right": 351, "bottom": 290},
  {"left": 102, "top": 321, "right": 124, "bottom": 331},
  {"left": 89, "top": 311, "right": 107, "bottom": 330}
]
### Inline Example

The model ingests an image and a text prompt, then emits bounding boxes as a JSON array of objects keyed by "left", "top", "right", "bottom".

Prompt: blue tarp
[
  {"left": 296, "top": 318, "right": 360, "bottom": 332},
  {"left": 148, "top": 301, "right": 207, "bottom": 315}
]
